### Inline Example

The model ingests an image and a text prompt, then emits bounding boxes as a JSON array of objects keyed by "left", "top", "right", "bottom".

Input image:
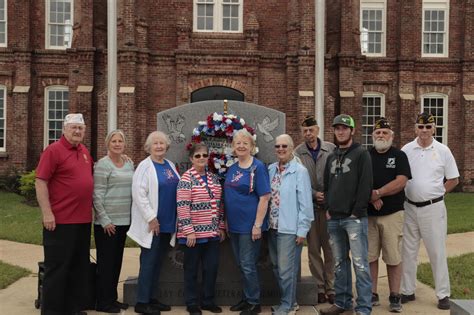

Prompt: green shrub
[
  {"left": 19, "top": 170, "right": 38, "bottom": 206},
  {"left": 0, "top": 167, "right": 21, "bottom": 193}
]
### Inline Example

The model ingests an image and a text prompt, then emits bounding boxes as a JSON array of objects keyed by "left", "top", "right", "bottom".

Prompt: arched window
[{"left": 191, "top": 85, "right": 244, "bottom": 103}]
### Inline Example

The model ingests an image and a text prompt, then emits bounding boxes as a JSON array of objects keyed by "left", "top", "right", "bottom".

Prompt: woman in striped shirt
[
  {"left": 93, "top": 129, "right": 134, "bottom": 313},
  {"left": 177, "top": 143, "right": 226, "bottom": 315}
]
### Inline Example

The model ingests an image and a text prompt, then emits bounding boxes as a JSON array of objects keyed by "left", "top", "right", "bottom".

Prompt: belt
[{"left": 406, "top": 196, "right": 444, "bottom": 207}]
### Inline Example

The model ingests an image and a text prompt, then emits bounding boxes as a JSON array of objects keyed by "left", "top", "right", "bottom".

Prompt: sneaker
[
  {"left": 389, "top": 294, "right": 402, "bottom": 313},
  {"left": 135, "top": 302, "right": 161, "bottom": 315},
  {"left": 239, "top": 304, "right": 261, "bottom": 315},
  {"left": 318, "top": 293, "right": 327, "bottom": 303},
  {"left": 319, "top": 304, "right": 348, "bottom": 315},
  {"left": 114, "top": 300, "right": 129, "bottom": 310},
  {"left": 201, "top": 304, "right": 223, "bottom": 313},
  {"left": 437, "top": 296, "right": 450, "bottom": 310},
  {"left": 327, "top": 294, "right": 335, "bottom": 304},
  {"left": 400, "top": 294, "right": 415, "bottom": 304},
  {"left": 150, "top": 299, "right": 171, "bottom": 311},
  {"left": 372, "top": 292, "right": 380, "bottom": 306},
  {"left": 293, "top": 302, "right": 299, "bottom": 311},
  {"left": 230, "top": 300, "right": 251, "bottom": 311},
  {"left": 186, "top": 305, "right": 202, "bottom": 315}
]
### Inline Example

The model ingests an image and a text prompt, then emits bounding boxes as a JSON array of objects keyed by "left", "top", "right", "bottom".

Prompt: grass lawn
[
  {"left": 0, "top": 191, "right": 137, "bottom": 247},
  {"left": 0, "top": 191, "right": 473, "bottom": 245},
  {"left": 0, "top": 260, "right": 30, "bottom": 289},
  {"left": 417, "top": 252, "right": 474, "bottom": 299}
]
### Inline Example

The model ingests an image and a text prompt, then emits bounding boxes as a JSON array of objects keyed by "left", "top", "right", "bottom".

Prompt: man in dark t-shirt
[{"left": 368, "top": 118, "right": 411, "bottom": 313}]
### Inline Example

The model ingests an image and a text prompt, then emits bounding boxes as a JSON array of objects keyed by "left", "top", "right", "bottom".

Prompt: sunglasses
[
  {"left": 193, "top": 154, "right": 209, "bottom": 159},
  {"left": 274, "top": 144, "right": 288, "bottom": 149},
  {"left": 417, "top": 124, "right": 433, "bottom": 130}
]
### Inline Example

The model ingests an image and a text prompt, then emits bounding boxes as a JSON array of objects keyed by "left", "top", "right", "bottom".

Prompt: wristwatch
[{"left": 253, "top": 223, "right": 262, "bottom": 228}]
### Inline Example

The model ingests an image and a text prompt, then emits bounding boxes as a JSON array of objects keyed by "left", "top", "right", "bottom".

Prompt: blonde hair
[
  {"left": 105, "top": 129, "right": 126, "bottom": 149},
  {"left": 144, "top": 131, "right": 171, "bottom": 153},
  {"left": 232, "top": 129, "right": 257, "bottom": 156}
]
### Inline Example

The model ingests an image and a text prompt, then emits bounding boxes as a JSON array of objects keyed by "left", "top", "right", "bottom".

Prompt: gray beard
[{"left": 374, "top": 138, "right": 393, "bottom": 152}]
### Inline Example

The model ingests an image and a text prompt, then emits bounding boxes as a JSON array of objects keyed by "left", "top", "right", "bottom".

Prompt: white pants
[{"left": 401, "top": 201, "right": 450, "bottom": 299}]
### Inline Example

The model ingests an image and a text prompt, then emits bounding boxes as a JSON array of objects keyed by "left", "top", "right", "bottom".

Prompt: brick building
[{"left": 0, "top": 0, "right": 473, "bottom": 190}]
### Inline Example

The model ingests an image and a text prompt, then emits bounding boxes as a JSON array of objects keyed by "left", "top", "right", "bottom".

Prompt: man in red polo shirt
[{"left": 36, "top": 113, "right": 93, "bottom": 315}]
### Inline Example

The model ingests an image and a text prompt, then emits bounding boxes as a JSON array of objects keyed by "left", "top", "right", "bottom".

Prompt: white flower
[
  {"left": 214, "top": 162, "right": 221, "bottom": 169},
  {"left": 193, "top": 128, "right": 200, "bottom": 136},
  {"left": 213, "top": 112, "right": 223, "bottom": 121},
  {"left": 252, "top": 134, "right": 257, "bottom": 141},
  {"left": 198, "top": 121, "right": 206, "bottom": 126},
  {"left": 225, "top": 119, "right": 232, "bottom": 125},
  {"left": 240, "top": 118, "right": 245, "bottom": 125},
  {"left": 226, "top": 159, "right": 235, "bottom": 167}
]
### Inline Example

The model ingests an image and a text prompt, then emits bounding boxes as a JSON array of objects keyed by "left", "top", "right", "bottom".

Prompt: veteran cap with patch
[
  {"left": 416, "top": 112, "right": 435, "bottom": 125},
  {"left": 64, "top": 113, "right": 85, "bottom": 125},
  {"left": 301, "top": 115, "right": 318, "bottom": 127},
  {"left": 332, "top": 114, "right": 355, "bottom": 128},
  {"left": 374, "top": 117, "right": 391, "bottom": 130}
]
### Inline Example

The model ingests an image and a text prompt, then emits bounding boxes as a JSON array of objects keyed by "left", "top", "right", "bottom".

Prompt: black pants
[
  {"left": 183, "top": 240, "right": 220, "bottom": 307},
  {"left": 41, "top": 223, "right": 91, "bottom": 315},
  {"left": 94, "top": 224, "right": 129, "bottom": 308}
]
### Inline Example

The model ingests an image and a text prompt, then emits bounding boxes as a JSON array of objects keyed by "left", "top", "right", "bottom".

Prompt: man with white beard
[{"left": 367, "top": 118, "right": 411, "bottom": 313}]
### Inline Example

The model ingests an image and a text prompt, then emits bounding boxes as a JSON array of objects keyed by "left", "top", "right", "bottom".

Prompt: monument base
[{"left": 123, "top": 276, "right": 317, "bottom": 306}]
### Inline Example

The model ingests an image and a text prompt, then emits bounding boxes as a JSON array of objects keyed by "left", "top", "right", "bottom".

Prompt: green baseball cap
[{"left": 332, "top": 114, "right": 355, "bottom": 128}]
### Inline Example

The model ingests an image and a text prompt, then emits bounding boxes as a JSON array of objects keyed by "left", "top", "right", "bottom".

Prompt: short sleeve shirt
[
  {"left": 368, "top": 147, "right": 412, "bottom": 216},
  {"left": 36, "top": 136, "right": 94, "bottom": 224},
  {"left": 224, "top": 158, "right": 271, "bottom": 233},
  {"left": 153, "top": 160, "right": 179, "bottom": 233},
  {"left": 402, "top": 138, "right": 459, "bottom": 201}
]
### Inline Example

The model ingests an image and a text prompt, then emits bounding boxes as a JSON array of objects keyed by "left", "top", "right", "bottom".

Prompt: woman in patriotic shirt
[{"left": 177, "top": 143, "right": 226, "bottom": 315}]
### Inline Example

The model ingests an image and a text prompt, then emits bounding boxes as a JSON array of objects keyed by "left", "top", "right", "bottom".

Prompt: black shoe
[
  {"left": 239, "top": 304, "right": 261, "bottom": 315},
  {"left": 135, "top": 302, "right": 161, "bottom": 315},
  {"left": 318, "top": 293, "right": 327, "bottom": 304},
  {"left": 187, "top": 305, "right": 202, "bottom": 315},
  {"left": 150, "top": 299, "right": 171, "bottom": 311},
  {"left": 230, "top": 300, "right": 251, "bottom": 311},
  {"left": 437, "top": 296, "right": 450, "bottom": 310},
  {"left": 201, "top": 304, "right": 223, "bottom": 313},
  {"left": 96, "top": 304, "right": 121, "bottom": 313},
  {"left": 327, "top": 293, "right": 335, "bottom": 304},
  {"left": 400, "top": 293, "right": 416, "bottom": 304},
  {"left": 372, "top": 292, "right": 380, "bottom": 306},
  {"left": 114, "top": 300, "right": 129, "bottom": 310}
]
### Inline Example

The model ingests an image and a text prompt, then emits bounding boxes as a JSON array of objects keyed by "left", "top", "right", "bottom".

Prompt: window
[
  {"left": 362, "top": 93, "right": 385, "bottom": 148},
  {"left": 194, "top": 0, "right": 243, "bottom": 33},
  {"left": 44, "top": 87, "right": 69, "bottom": 146},
  {"left": 360, "top": 0, "right": 386, "bottom": 56},
  {"left": 191, "top": 86, "right": 244, "bottom": 102},
  {"left": 0, "top": 86, "right": 6, "bottom": 151},
  {"left": 422, "top": 93, "right": 447, "bottom": 144},
  {"left": 46, "top": 0, "right": 73, "bottom": 49},
  {"left": 422, "top": 0, "right": 449, "bottom": 57},
  {"left": 0, "top": 0, "right": 6, "bottom": 47}
]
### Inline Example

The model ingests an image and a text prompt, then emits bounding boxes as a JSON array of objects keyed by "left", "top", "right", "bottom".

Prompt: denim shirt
[{"left": 268, "top": 158, "right": 314, "bottom": 237}]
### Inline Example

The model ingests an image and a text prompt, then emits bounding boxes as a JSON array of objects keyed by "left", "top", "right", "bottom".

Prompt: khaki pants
[{"left": 307, "top": 209, "right": 335, "bottom": 294}]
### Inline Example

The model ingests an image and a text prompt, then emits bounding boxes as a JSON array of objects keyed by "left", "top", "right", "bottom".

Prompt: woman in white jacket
[{"left": 127, "top": 131, "right": 180, "bottom": 315}]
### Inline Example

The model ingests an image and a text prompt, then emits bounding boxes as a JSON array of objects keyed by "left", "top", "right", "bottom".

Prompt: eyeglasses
[
  {"left": 274, "top": 144, "right": 288, "bottom": 149},
  {"left": 417, "top": 124, "right": 433, "bottom": 130},
  {"left": 193, "top": 153, "right": 209, "bottom": 159}
]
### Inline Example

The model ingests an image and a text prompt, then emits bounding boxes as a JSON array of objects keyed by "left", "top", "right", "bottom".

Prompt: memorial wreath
[{"left": 187, "top": 110, "right": 258, "bottom": 176}]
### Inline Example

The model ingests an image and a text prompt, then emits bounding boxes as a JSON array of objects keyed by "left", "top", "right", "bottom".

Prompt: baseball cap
[{"left": 332, "top": 114, "right": 355, "bottom": 128}]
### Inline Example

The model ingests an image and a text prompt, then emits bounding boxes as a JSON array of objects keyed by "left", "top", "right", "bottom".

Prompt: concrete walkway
[{"left": 1, "top": 232, "right": 473, "bottom": 315}]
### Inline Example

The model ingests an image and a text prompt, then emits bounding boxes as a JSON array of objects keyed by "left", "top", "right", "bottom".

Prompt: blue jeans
[
  {"left": 183, "top": 240, "right": 220, "bottom": 307},
  {"left": 229, "top": 233, "right": 262, "bottom": 305},
  {"left": 268, "top": 229, "right": 302, "bottom": 314},
  {"left": 136, "top": 233, "right": 171, "bottom": 304},
  {"left": 327, "top": 216, "right": 372, "bottom": 315}
]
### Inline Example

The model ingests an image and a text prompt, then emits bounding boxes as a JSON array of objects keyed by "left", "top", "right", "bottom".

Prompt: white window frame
[
  {"left": 421, "top": 93, "right": 448, "bottom": 144},
  {"left": 0, "top": 0, "right": 7, "bottom": 47},
  {"left": 360, "top": 0, "right": 386, "bottom": 57},
  {"left": 44, "top": 86, "right": 69, "bottom": 147},
  {"left": 45, "top": 0, "right": 73, "bottom": 49},
  {"left": 193, "top": 0, "right": 243, "bottom": 33},
  {"left": 422, "top": 0, "right": 449, "bottom": 57},
  {"left": 362, "top": 92, "right": 386, "bottom": 149},
  {"left": 0, "top": 85, "right": 6, "bottom": 152}
]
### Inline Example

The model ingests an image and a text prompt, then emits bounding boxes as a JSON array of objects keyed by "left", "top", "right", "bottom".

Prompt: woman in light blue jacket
[{"left": 268, "top": 134, "right": 314, "bottom": 315}]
